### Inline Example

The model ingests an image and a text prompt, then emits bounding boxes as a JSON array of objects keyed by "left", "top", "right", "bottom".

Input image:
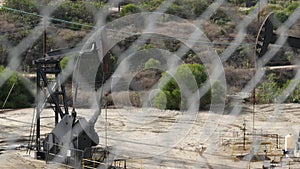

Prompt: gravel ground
[{"left": 1, "top": 104, "right": 300, "bottom": 168}]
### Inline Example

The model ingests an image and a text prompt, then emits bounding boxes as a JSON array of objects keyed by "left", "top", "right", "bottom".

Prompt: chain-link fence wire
[{"left": 0, "top": 0, "right": 300, "bottom": 168}]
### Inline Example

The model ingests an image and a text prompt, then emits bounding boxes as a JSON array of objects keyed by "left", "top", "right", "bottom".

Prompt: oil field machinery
[
  {"left": 255, "top": 12, "right": 300, "bottom": 62},
  {"left": 29, "top": 41, "right": 124, "bottom": 168}
]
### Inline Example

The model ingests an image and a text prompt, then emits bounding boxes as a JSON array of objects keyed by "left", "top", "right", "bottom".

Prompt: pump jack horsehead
[
  {"left": 255, "top": 12, "right": 300, "bottom": 66},
  {"left": 252, "top": 13, "right": 300, "bottom": 105}
]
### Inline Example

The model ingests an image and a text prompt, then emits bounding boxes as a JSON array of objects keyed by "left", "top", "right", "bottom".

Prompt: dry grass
[
  {"left": 105, "top": 91, "right": 142, "bottom": 107},
  {"left": 225, "top": 67, "right": 255, "bottom": 94}
]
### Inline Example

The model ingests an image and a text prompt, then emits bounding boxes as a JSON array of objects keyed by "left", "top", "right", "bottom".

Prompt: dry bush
[
  {"left": 133, "top": 69, "right": 161, "bottom": 90},
  {"left": 105, "top": 91, "right": 141, "bottom": 107},
  {"left": 225, "top": 67, "right": 254, "bottom": 94},
  {"left": 57, "top": 29, "right": 87, "bottom": 47}
]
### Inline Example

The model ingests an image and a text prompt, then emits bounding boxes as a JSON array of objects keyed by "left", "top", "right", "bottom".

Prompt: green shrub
[
  {"left": 0, "top": 66, "right": 34, "bottom": 108},
  {"left": 281, "top": 80, "right": 300, "bottom": 103},
  {"left": 255, "top": 71, "right": 300, "bottom": 104},
  {"left": 274, "top": 2, "right": 299, "bottom": 22},
  {"left": 2, "top": 0, "right": 40, "bottom": 25},
  {"left": 51, "top": 0, "right": 103, "bottom": 28},
  {"left": 286, "top": 2, "right": 299, "bottom": 13},
  {"left": 120, "top": 4, "right": 141, "bottom": 16},
  {"left": 166, "top": 3, "right": 190, "bottom": 19},
  {"left": 141, "top": 44, "right": 156, "bottom": 50},
  {"left": 211, "top": 9, "right": 230, "bottom": 25},
  {"left": 152, "top": 64, "right": 213, "bottom": 110},
  {"left": 144, "top": 58, "right": 162, "bottom": 70},
  {"left": 139, "top": 0, "right": 209, "bottom": 16},
  {"left": 211, "top": 81, "right": 226, "bottom": 103},
  {"left": 0, "top": 41, "right": 8, "bottom": 65},
  {"left": 138, "top": 0, "right": 165, "bottom": 11},
  {"left": 256, "top": 73, "right": 281, "bottom": 104},
  {"left": 60, "top": 57, "right": 69, "bottom": 70},
  {"left": 275, "top": 11, "right": 288, "bottom": 22},
  {"left": 165, "top": 0, "right": 209, "bottom": 19},
  {"left": 3, "top": 0, "right": 38, "bottom": 13},
  {"left": 192, "top": 0, "right": 209, "bottom": 17}
]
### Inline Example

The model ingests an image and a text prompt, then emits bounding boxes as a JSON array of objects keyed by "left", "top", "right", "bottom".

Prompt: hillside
[{"left": 0, "top": 0, "right": 300, "bottom": 105}]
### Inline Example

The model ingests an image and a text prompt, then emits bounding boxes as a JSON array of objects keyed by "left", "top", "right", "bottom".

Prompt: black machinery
[
  {"left": 255, "top": 12, "right": 300, "bottom": 61},
  {"left": 34, "top": 46, "right": 99, "bottom": 162},
  {"left": 253, "top": 13, "right": 300, "bottom": 104},
  {"left": 30, "top": 43, "right": 122, "bottom": 168}
]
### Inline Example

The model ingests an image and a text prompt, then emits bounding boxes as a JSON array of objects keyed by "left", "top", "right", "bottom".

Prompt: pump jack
[
  {"left": 30, "top": 39, "right": 125, "bottom": 168},
  {"left": 32, "top": 44, "right": 100, "bottom": 165}
]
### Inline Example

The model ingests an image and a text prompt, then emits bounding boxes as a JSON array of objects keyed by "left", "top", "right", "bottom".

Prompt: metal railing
[
  {"left": 82, "top": 158, "right": 144, "bottom": 169},
  {"left": 81, "top": 158, "right": 108, "bottom": 169},
  {"left": 44, "top": 141, "right": 84, "bottom": 167}
]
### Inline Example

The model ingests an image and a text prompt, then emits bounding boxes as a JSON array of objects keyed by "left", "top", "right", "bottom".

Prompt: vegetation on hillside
[
  {"left": 256, "top": 72, "right": 300, "bottom": 104},
  {"left": 0, "top": 0, "right": 299, "bottom": 108},
  {"left": 0, "top": 66, "right": 34, "bottom": 108},
  {"left": 144, "top": 58, "right": 162, "bottom": 70},
  {"left": 152, "top": 64, "right": 225, "bottom": 110},
  {"left": 120, "top": 4, "right": 141, "bottom": 16}
]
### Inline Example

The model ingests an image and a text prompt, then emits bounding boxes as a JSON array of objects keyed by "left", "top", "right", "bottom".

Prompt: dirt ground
[{"left": 1, "top": 103, "right": 300, "bottom": 168}]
